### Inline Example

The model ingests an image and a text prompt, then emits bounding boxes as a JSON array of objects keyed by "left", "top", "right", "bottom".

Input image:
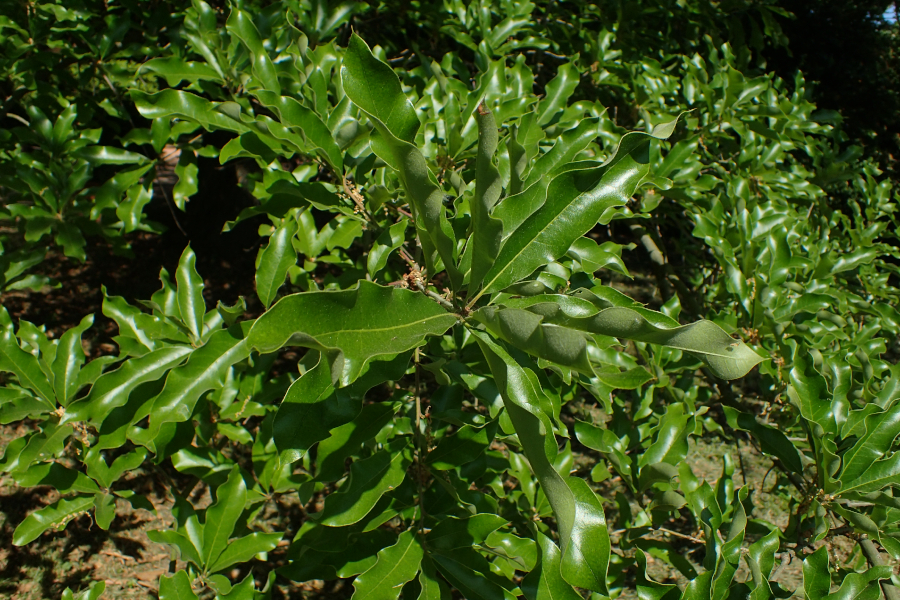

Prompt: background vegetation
[{"left": 1, "top": 0, "right": 899, "bottom": 598}]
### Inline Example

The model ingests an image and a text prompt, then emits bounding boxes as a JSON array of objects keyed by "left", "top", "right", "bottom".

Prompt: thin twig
[
  {"left": 860, "top": 537, "right": 900, "bottom": 600},
  {"left": 657, "top": 527, "right": 705, "bottom": 545}
]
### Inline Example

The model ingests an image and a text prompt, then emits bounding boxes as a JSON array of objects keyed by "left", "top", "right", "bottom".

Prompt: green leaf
[
  {"left": 724, "top": 406, "right": 803, "bottom": 473},
  {"left": 209, "top": 531, "right": 283, "bottom": 572},
  {"left": 173, "top": 151, "right": 199, "bottom": 210},
  {"left": 143, "top": 325, "right": 248, "bottom": 440},
  {"left": 254, "top": 91, "right": 344, "bottom": 173},
  {"left": 51, "top": 314, "right": 93, "bottom": 406},
  {"left": 63, "top": 345, "right": 192, "bottom": 425},
  {"left": 176, "top": 245, "right": 206, "bottom": 341},
  {"left": 426, "top": 514, "right": 508, "bottom": 551},
  {"left": 248, "top": 281, "right": 457, "bottom": 386},
  {"left": 14, "top": 462, "right": 100, "bottom": 494},
  {"left": 473, "top": 123, "right": 681, "bottom": 302},
  {"left": 132, "top": 90, "right": 249, "bottom": 134},
  {"left": 158, "top": 570, "right": 199, "bottom": 600},
  {"left": 226, "top": 9, "right": 280, "bottom": 94},
  {"left": 474, "top": 332, "right": 610, "bottom": 593},
  {"left": 521, "top": 532, "right": 581, "bottom": 600},
  {"left": 840, "top": 402, "right": 900, "bottom": 484},
  {"left": 503, "top": 296, "right": 763, "bottom": 380},
  {"left": 824, "top": 565, "right": 892, "bottom": 600},
  {"left": 368, "top": 219, "right": 408, "bottom": 278},
  {"left": 468, "top": 103, "right": 504, "bottom": 294},
  {"left": 351, "top": 529, "right": 424, "bottom": 600},
  {"left": 73, "top": 146, "right": 148, "bottom": 165},
  {"left": 141, "top": 57, "right": 224, "bottom": 86},
  {"left": 256, "top": 216, "right": 299, "bottom": 308},
  {"left": 203, "top": 465, "right": 247, "bottom": 568},
  {"left": 341, "top": 34, "right": 419, "bottom": 143},
  {"left": 84, "top": 447, "right": 148, "bottom": 489},
  {"left": 341, "top": 34, "right": 460, "bottom": 289},
  {"left": 536, "top": 62, "right": 580, "bottom": 126},
  {"left": 803, "top": 547, "right": 830, "bottom": 600},
  {"left": 427, "top": 422, "right": 495, "bottom": 469},
  {"left": 317, "top": 437, "right": 412, "bottom": 527},
  {"left": 0, "top": 310, "right": 55, "bottom": 401},
  {"left": 472, "top": 307, "right": 594, "bottom": 374},
  {"left": 94, "top": 492, "right": 117, "bottom": 530},
  {"left": 432, "top": 547, "right": 517, "bottom": 600},
  {"left": 13, "top": 495, "right": 94, "bottom": 545},
  {"left": 419, "top": 556, "right": 451, "bottom": 600},
  {"left": 273, "top": 352, "right": 342, "bottom": 463}
]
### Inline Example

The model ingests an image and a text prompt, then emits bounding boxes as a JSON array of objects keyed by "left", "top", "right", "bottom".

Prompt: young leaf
[
  {"left": 351, "top": 529, "right": 424, "bottom": 600},
  {"left": 248, "top": 281, "right": 457, "bottom": 386}
]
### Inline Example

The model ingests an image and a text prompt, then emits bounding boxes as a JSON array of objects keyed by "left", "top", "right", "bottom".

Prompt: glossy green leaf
[
  {"left": 74, "top": 146, "right": 148, "bottom": 165},
  {"left": 132, "top": 90, "right": 249, "bottom": 134},
  {"left": 51, "top": 314, "right": 93, "bottom": 406},
  {"left": 13, "top": 495, "right": 94, "bottom": 545},
  {"left": 502, "top": 296, "right": 763, "bottom": 380},
  {"left": 351, "top": 529, "right": 424, "bottom": 600},
  {"left": 63, "top": 345, "right": 192, "bottom": 425},
  {"left": 14, "top": 462, "right": 101, "bottom": 494},
  {"left": 248, "top": 281, "right": 457, "bottom": 386},
  {"left": 209, "top": 531, "right": 283, "bottom": 572},
  {"left": 840, "top": 402, "right": 900, "bottom": 484},
  {"left": 368, "top": 219, "right": 408, "bottom": 278},
  {"left": 536, "top": 62, "right": 580, "bottom": 126},
  {"left": 203, "top": 465, "right": 247, "bottom": 568},
  {"left": 94, "top": 492, "right": 117, "bottom": 530},
  {"left": 226, "top": 9, "right": 280, "bottom": 93},
  {"left": 254, "top": 91, "right": 344, "bottom": 173},
  {"left": 824, "top": 565, "right": 891, "bottom": 600},
  {"left": 144, "top": 324, "right": 249, "bottom": 439},
  {"left": 0, "top": 310, "right": 55, "bottom": 401},
  {"left": 521, "top": 532, "right": 582, "bottom": 600},
  {"left": 724, "top": 406, "right": 803, "bottom": 473},
  {"left": 158, "top": 570, "right": 199, "bottom": 600},
  {"left": 176, "top": 245, "right": 206, "bottom": 341},
  {"left": 317, "top": 437, "right": 412, "bottom": 527},
  {"left": 341, "top": 34, "right": 460, "bottom": 289},
  {"left": 475, "top": 332, "right": 610, "bottom": 593},
  {"left": 468, "top": 103, "right": 504, "bottom": 293},
  {"left": 256, "top": 217, "right": 299, "bottom": 308},
  {"left": 803, "top": 546, "right": 830, "bottom": 600},
  {"left": 141, "top": 57, "right": 224, "bottom": 86},
  {"left": 473, "top": 122, "right": 681, "bottom": 302}
]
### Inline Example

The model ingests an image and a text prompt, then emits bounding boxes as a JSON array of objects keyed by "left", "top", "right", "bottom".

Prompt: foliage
[{"left": 1, "top": 1, "right": 899, "bottom": 599}]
